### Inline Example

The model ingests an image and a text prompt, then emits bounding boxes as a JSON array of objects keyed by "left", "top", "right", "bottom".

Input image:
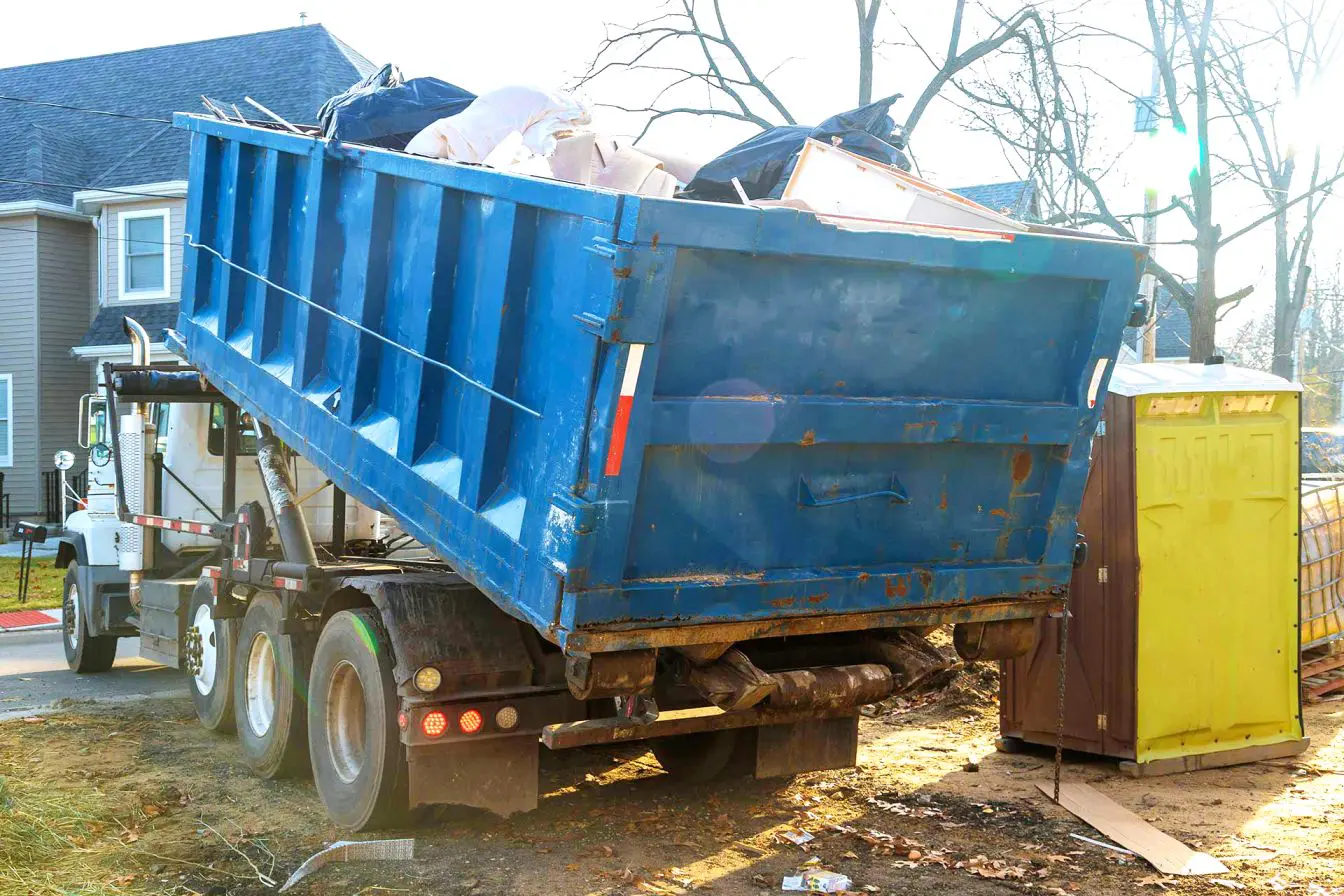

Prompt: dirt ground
[{"left": 1, "top": 664, "right": 1341, "bottom": 896}]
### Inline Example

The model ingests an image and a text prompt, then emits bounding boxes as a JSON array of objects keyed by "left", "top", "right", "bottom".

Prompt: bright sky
[{"left": 5, "top": 0, "right": 1343, "bottom": 336}]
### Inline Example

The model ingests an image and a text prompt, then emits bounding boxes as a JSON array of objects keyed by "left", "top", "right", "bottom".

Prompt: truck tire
[
  {"left": 233, "top": 592, "right": 309, "bottom": 778},
  {"left": 187, "top": 581, "right": 237, "bottom": 733},
  {"left": 62, "top": 563, "right": 117, "bottom": 674},
  {"left": 649, "top": 729, "right": 745, "bottom": 784},
  {"left": 308, "top": 608, "right": 407, "bottom": 831}
]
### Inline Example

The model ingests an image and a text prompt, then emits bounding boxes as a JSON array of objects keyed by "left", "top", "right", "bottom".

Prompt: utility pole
[{"left": 1135, "top": 60, "right": 1162, "bottom": 363}]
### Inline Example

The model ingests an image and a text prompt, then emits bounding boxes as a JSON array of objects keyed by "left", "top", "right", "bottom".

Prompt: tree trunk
[
  {"left": 1190, "top": 237, "right": 1218, "bottom": 362},
  {"left": 1270, "top": 207, "right": 1295, "bottom": 379},
  {"left": 856, "top": 0, "right": 880, "bottom": 106}
]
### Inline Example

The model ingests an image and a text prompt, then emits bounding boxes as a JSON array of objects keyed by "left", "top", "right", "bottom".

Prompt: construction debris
[
  {"left": 781, "top": 869, "right": 852, "bottom": 893},
  {"left": 278, "top": 838, "right": 416, "bottom": 892},
  {"left": 1039, "top": 783, "right": 1228, "bottom": 876}
]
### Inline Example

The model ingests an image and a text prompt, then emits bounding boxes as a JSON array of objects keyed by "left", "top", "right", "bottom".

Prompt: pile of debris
[{"left": 212, "top": 66, "right": 1025, "bottom": 236}]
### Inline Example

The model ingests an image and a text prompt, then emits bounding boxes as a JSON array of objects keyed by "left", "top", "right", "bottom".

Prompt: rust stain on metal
[
  {"left": 904, "top": 419, "right": 936, "bottom": 434},
  {"left": 801, "top": 429, "right": 816, "bottom": 447},
  {"left": 835, "top": 380, "right": 846, "bottom": 389},
  {"left": 885, "top": 575, "right": 910, "bottom": 598},
  {"left": 769, "top": 597, "right": 797, "bottom": 609},
  {"left": 1012, "top": 450, "right": 1033, "bottom": 484},
  {"left": 916, "top": 569, "right": 933, "bottom": 590},
  {"left": 651, "top": 232, "right": 660, "bottom": 248},
  {"left": 990, "top": 508, "right": 1010, "bottom": 519},
  {"left": 806, "top": 592, "right": 829, "bottom": 605},
  {"left": 857, "top": 572, "right": 870, "bottom": 583},
  {"left": 613, "top": 266, "right": 633, "bottom": 279},
  {"left": 939, "top": 490, "right": 948, "bottom": 511}
]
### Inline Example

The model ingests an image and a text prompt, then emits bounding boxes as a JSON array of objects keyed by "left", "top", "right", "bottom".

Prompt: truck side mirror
[{"left": 1128, "top": 296, "right": 1150, "bottom": 329}]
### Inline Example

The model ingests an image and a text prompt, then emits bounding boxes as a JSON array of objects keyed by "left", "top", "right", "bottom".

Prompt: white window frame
[
  {"left": 117, "top": 207, "right": 171, "bottom": 301},
  {"left": 0, "top": 373, "right": 12, "bottom": 467}
]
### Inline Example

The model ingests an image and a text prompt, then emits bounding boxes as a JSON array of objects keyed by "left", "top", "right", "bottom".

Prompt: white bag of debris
[{"left": 405, "top": 85, "right": 591, "bottom": 164}]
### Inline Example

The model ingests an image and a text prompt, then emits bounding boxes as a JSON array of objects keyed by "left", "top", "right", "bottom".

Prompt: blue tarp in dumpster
[
  {"left": 679, "top": 95, "right": 910, "bottom": 203},
  {"left": 318, "top": 64, "right": 475, "bottom": 151}
]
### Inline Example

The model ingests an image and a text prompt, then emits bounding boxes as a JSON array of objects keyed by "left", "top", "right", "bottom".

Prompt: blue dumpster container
[{"left": 173, "top": 114, "right": 1145, "bottom": 652}]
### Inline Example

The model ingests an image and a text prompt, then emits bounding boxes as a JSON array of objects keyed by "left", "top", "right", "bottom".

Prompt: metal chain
[{"left": 1052, "top": 594, "right": 1071, "bottom": 802}]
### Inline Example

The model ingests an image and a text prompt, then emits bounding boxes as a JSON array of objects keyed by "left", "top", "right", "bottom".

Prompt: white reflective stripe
[{"left": 620, "top": 343, "right": 645, "bottom": 397}]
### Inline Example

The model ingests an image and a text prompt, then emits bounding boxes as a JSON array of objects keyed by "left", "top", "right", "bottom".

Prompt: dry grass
[
  {"left": 0, "top": 773, "right": 132, "bottom": 895},
  {"left": 0, "top": 556, "right": 66, "bottom": 613}
]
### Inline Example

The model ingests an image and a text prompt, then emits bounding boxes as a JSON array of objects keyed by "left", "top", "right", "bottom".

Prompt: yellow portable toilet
[{"left": 1001, "top": 362, "right": 1308, "bottom": 775}]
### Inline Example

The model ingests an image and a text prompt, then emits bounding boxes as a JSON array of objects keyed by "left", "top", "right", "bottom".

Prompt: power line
[
  {"left": 0, "top": 93, "right": 171, "bottom": 124},
  {"left": 188, "top": 236, "right": 543, "bottom": 419},
  {"left": 0, "top": 176, "right": 173, "bottom": 199},
  {"left": 0, "top": 223, "right": 175, "bottom": 249}
]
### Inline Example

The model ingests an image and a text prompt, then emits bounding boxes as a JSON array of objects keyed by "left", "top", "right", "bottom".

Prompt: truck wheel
[
  {"left": 233, "top": 592, "right": 309, "bottom": 778},
  {"left": 62, "top": 563, "right": 117, "bottom": 674},
  {"left": 649, "top": 729, "right": 744, "bottom": 783},
  {"left": 308, "top": 608, "right": 407, "bottom": 831},
  {"left": 187, "top": 581, "right": 237, "bottom": 732}
]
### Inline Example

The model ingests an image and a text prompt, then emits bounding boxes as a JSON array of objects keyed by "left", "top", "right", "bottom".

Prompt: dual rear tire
[
  {"left": 308, "top": 609, "right": 406, "bottom": 830},
  {"left": 233, "top": 593, "right": 310, "bottom": 779},
  {"left": 184, "top": 591, "right": 404, "bottom": 830}
]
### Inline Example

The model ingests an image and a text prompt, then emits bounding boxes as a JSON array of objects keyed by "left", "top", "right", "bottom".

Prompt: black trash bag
[
  {"left": 679, "top": 95, "right": 909, "bottom": 203},
  {"left": 319, "top": 65, "right": 476, "bottom": 151},
  {"left": 318, "top": 63, "right": 402, "bottom": 132}
]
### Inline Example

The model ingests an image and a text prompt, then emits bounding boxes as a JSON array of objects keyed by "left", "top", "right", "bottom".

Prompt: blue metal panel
[{"left": 173, "top": 115, "right": 1145, "bottom": 651}]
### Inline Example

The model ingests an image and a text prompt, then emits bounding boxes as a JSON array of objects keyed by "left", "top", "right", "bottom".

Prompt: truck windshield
[{"left": 207, "top": 403, "right": 258, "bottom": 456}]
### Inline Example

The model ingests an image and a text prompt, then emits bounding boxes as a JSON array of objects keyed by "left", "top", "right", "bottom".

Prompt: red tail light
[
  {"left": 458, "top": 709, "right": 483, "bottom": 734},
  {"left": 421, "top": 711, "right": 448, "bottom": 738}
]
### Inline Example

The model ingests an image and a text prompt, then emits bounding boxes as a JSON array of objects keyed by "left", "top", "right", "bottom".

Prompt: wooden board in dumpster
[{"left": 172, "top": 113, "right": 1146, "bottom": 650}]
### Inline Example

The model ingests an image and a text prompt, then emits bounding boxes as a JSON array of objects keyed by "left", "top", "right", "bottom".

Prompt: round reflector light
[
  {"left": 421, "top": 710, "right": 448, "bottom": 738},
  {"left": 413, "top": 665, "right": 442, "bottom": 693},
  {"left": 397, "top": 711, "right": 408, "bottom": 730},
  {"left": 495, "top": 705, "right": 519, "bottom": 730},
  {"left": 458, "top": 708, "right": 484, "bottom": 734}
]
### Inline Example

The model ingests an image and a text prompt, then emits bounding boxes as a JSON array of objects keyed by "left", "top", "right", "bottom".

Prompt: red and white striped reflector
[
  {"left": 273, "top": 575, "right": 305, "bottom": 592},
  {"left": 132, "top": 514, "right": 214, "bottom": 535},
  {"left": 603, "top": 344, "right": 645, "bottom": 477}
]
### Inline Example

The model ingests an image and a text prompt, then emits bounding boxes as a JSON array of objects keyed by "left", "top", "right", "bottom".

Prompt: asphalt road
[{"left": 0, "top": 630, "right": 185, "bottom": 721}]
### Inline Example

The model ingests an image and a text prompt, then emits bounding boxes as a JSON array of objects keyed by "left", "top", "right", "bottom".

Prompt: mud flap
[
  {"left": 407, "top": 735, "right": 539, "bottom": 816},
  {"left": 755, "top": 715, "right": 859, "bottom": 779}
]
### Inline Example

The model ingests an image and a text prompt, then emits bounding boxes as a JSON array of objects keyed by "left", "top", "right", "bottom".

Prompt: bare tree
[
  {"left": 956, "top": 0, "right": 1344, "bottom": 363},
  {"left": 1208, "top": 1, "right": 1344, "bottom": 378},
  {"left": 1230, "top": 258, "right": 1344, "bottom": 422},
  {"left": 577, "top": 0, "right": 1066, "bottom": 151}
]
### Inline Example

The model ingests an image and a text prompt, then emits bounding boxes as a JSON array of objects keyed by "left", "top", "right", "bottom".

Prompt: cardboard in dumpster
[
  {"left": 594, "top": 145, "right": 678, "bottom": 198},
  {"left": 781, "top": 139, "right": 1026, "bottom": 235}
]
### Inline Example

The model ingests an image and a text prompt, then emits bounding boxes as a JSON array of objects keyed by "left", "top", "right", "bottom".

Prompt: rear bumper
[{"left": 563, "top": 594, "right": 1061, "bottom": 652}]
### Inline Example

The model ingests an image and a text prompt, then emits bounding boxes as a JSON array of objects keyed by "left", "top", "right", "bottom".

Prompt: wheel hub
[
  {"left": 326, "top": 660, "right": 367, "bottom": 784},
  {"left": 186, "top": 604, "right": 215, "bottom": 691},
  {"left": 244, "top": 632, "right": 278, "bottom": 737},
  {"left": 63, "top": 583, "right": 79, "bottom": 651}
]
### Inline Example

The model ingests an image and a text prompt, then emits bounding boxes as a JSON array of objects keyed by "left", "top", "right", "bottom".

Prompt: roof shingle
[
  {"left": 79, "top": 302, "right": 180, "bottom": 350},
  {"left": 0, "top": 24, "right": 376, "bottom": 204},
  {"left": 950, "top": 180, "right": 1038, "bottom": 220}
]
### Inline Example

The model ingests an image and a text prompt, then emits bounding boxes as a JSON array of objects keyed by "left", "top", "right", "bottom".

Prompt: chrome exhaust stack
[{"left": 118, "top": 317, "right": 155, "bottom": 611}]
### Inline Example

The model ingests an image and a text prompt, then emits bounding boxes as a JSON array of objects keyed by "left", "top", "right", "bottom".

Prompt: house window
[
  {"left": 118, "top": 208, "right": 171, "bottom": 300},
  {"left": 0, "top": 374, "right": 11, "bottom": 467}
]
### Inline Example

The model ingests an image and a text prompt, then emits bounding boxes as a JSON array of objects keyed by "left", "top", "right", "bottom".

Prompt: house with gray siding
[{"left": 0, "top": 25, "right": 374, "bottom": 517}]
